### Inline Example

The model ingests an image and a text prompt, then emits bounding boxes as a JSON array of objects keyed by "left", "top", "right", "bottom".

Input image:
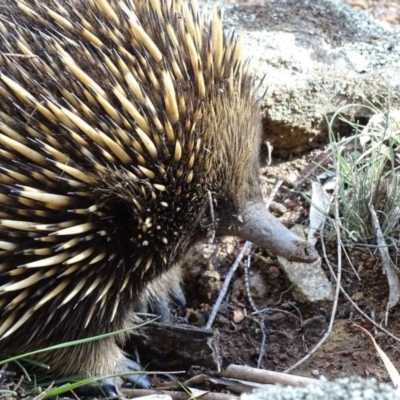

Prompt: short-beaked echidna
[{"left": 0, "top": 0, "right": 318, "bottom": 387}]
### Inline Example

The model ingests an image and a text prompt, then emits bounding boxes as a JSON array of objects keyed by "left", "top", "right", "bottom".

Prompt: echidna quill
[{"left": 0, "top": 0, "right": 318, "bottom": 393}]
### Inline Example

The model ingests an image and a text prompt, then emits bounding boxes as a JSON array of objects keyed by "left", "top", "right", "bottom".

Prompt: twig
[
  {"left": 205, "top": 241, "right": 252, "bottom": 330},
  {"left": 32, "top": 383, "right": 54, "bottom": 400},
  {"left": 276, "top": 284, "right": 295, "bottom": 304},
  {"left": 265, "top": 178, "right": 283, "bottom": 208},
  {"left": 222, "top": 365, "right": 319, "bottom": 387},
  {"left": 13, "top": 375, "right": 24, "bottom": 393},
  {"left": 369, "top": 203, "right": 400, "bottom": 309},
  {"left": 207, "top": 190, "right": 216, "bottom": 244},
  {"left": 244, "top": 251, "right": 257, "bottom": 313},
  {"left": 244, "top": 250, "right": 266, "bottom": 368},
  {"left": 122, "top": 388, "right": 238, "bottom": 400},
  {"left": 243, "top": 178, "right": 284, "bottom": 367}
]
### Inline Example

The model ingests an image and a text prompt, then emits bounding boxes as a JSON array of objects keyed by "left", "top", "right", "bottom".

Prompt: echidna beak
[{"left": 235, "top": 202, "right": 319, "bottom": 263}]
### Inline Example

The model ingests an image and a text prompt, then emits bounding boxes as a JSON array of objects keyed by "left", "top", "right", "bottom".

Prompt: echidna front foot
[
  {"left": 102, "top": 381, "right": 119, "bottom": 398},
  {"left": 102, "top": 358, "right": 152, "bottom": 397},
  {"left": 139, "top": 266, "right": 186, "bottom": 323},
  {"left": 153, "top": 282, "right": 186, "bottom": 323},
  {"left": 121, "top": 358, "right": 152, "bottom": 388}
]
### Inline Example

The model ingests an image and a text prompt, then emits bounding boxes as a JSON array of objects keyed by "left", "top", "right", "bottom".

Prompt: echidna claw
[
  {"left": 125, "top": 372, "right": 152, "bottom": 389},
  {"left": 124, "top": 359, "right": 152, "bottom": 388},
  {"left": 102, "top": 382, "right": 119, "bottom": 398},
  {"left": 102, "top": 359, "right": 152, "bottom": 396},
  {"left": 153, "top": 282, "right": 186, "bottom": 323}
]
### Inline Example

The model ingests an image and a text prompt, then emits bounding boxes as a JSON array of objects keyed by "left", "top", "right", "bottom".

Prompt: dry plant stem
[
  {"left": 323, "top": 237, "right": 400, "bottom": 343},
  {"left": 122, "top": 389, "right": 238, "bottom": 400},
  {"left": 183, "top": 374, "right": 208, "bottom": 386},
  {"left": 223, "top": 364, "right": 319, "bottom": 387},
  {"left": 244, "top": 251, "right": 266, "bottom": 368},
  {"left": 244, "top": 179, "right": 283, "bottom": 368},
  {"left": 284, "top": 179, "right": 343, "bottom": 374},
  {"left": 32, "top": 383, "right": 54, "bottom": 400},
  {"left": 184, "top": 374, "right": 261, "bottom": 394},
  {"left": 70, "top": 390, "right": 80, "bottom": 400},
  {"left": 341, "top": 243, "right": 361, "bottom": 281},
  {"left": 205, "top": 241, "right": 252, "bottom": 330},
  {"left": 369, "top": 203, "right": 400, "bottom": 308},
  {"left": 244, "top": 252, "right": 258, "bottom": 313},
  {"left": 13, "top": 375, "right": 24, "bottom": 393},
  {"left": 208, "top": 190, "right": 216, "bottom": 244},
  {"left": 277, "top": 285, "right": 295, "bottom": 305},
  {"left": 265, "top": 178, "right": 284, "bottom": 208}
]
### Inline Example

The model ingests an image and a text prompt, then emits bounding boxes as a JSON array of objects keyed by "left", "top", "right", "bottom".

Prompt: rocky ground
[{"left": 225, "top": 0, "right": 400, "bottom": 27}]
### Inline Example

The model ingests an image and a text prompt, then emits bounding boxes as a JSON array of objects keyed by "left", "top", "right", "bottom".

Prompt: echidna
[{"left": 0, "top": 0, "right": 318, "bottom": 392}]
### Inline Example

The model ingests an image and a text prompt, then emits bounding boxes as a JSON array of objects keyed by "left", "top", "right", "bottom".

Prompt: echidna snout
[
  {"left": 234, "top": 202, "right": 317, "bottom": 262},
  {"left": 0, "top": 0, "right": 317, "bottom": 391}
]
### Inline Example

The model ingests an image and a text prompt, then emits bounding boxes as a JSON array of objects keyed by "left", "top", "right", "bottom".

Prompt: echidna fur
[{"left": 0, "top": 0, "right": 317, "bottom": 384}]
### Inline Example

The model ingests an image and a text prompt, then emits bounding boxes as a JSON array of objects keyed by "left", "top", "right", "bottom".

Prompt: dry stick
[
  {"left": 122, "top": 389, "right": 238, "bottom": 400},
  {"left": 184, "top": 374, "right": 259, "bottom": 395},
  {"left": 265, "top": 178, "right": 284, "bottom": 209},
  {"left": 13, "top": 375, "right": 24, "bottom": 393},
  {"left": 183, "top": 374, "right": 208, "bottom": 386},
  {"left": 284, "top": 177, "right": 343, "bottom": 374},
  {"left": 223, "top": 364, "right": 319, "bottom": 387},
  {"left": 243, "top": 178, "right": 284, "bottom": 368},
  {"left": 369, "top": 203, "right": 400, "bottom": 310},
  {"left": 70, "top": 390, "right": 80, "bottom": 400},
  {"left": 244, "top": 252, "right": 257, "bottom": 313},
  {"left": 32, "top": 383, "right": 54, "bottom": 400},
  {"left": 208, "top": 190, "right": 216, "bottom": 244},
  {"left": 205, "top": 241, "right": 252, "bottom": 330},
  {"left": 243, "top": 177, "right": 284, "bottom": 309},
  {"left": 243, "top": 250, "right": 266, "bottom": 368},
  {"left": 340, "top": 241, "right": 361, "bottom": 281}
]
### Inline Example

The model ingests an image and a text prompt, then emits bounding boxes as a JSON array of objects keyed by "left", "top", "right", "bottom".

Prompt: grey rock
[
  {"left": 222, "top": 0, "right": 400, "bottom": 157},
  {"left": 277, "top": 225, "right": 333, "bottom": 302},
  {"left": 241, "top": 376, "right": 400, "bottom": 400}
]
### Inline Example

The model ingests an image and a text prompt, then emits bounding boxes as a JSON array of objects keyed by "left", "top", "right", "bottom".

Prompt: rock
[
  {"left": 222, "top": 0, "right": 400, "bottom": 157},
  {"left": 241, "top": 376, "right": 400, "bottom": 400},
  {"left": 277, "top": 225, "right": 333, "bottom": 302}
]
